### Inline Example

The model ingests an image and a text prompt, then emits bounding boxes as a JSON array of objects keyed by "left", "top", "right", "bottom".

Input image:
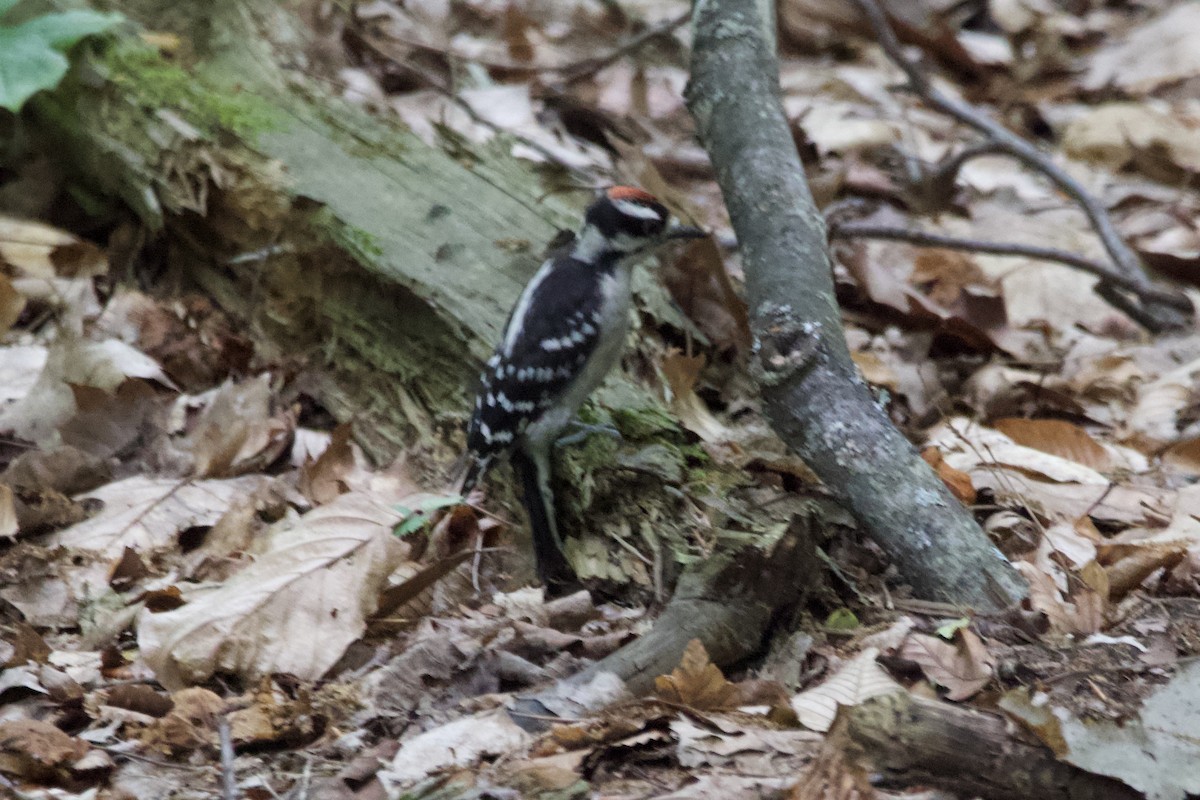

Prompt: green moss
[
  {"left": 103, "top": 42, "right": 281, "bottom": 139},
  {"left": 610, "top": 405, "right": 682, "bottom": 442},
  {"left": 333, "top": 222, "right": 385, "bottom": 261}
]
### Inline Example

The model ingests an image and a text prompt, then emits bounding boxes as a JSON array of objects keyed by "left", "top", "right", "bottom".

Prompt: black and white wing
[{"left": 461, "top": 257, "right": 606, "bottom": 489}]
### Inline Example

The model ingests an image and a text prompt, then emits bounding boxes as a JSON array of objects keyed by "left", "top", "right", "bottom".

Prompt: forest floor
[{"left": 1, "top": 0, "right": 1200, "bottom": 798}]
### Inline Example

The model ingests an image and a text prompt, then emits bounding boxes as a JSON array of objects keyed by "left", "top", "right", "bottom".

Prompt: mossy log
[{"left": 17, "top": 0, "right": 802, "bottom": 607}]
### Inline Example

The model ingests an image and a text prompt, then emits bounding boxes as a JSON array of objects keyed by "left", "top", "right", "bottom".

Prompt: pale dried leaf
[
  {"left": 1063, "top": 104, "right": 1200, "bottom": 177},
  {"left": 48, "top": 475, "right": 269, "bottom": 559},
  {"left": 1054, "top": 660, "right": 1200, "bottom": 800},
  {"left": 380, "top": 711, "right": 530, "bottom": 787},
  {"left": 662, "top": 351, "right": 728, "bottom": 444},
  {"left": 898, "top": 630, "right": 993, "bottom": 701},
  {"left": 137, "top": 492, "right": 407, "bottom": 688},
  {"left": 1128, "top": 358, "right": 1200, "bottom": 450},
  {"left": 1084, "top": 4, "right": 1200, "bottom": 94},
  {"left": 790, "top": 648, "right": 903, "bottom": 732}
]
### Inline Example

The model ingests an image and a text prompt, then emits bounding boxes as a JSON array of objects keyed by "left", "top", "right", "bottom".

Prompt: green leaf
[
  {"left": 13, "top": 9, "right": 122, "bottom": 48},
  {"left": 0, "top": 0, "right": 21, "bottom": 21},
  {"left": 935, "top": 617, "right": 971, "bottom": 640},
  {"left": 824, "top": 608, "right": 860, "bottom": 631},
  {"left": 0, "top": 9, "right": 122, "bottom": 113},
  {"left": 0, "top": 29, "right": 68, "bottom": 112},
  {"left": 392, "top": 494, "right": 464, "bottom": 537}
]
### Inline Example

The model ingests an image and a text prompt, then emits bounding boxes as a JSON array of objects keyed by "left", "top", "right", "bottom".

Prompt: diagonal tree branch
[
  {"left": 685, "top": 0, "right": 1027, "bottom": 610},
  {"left": 850, "top": 0, "right": 1192, "bottom": 332}
]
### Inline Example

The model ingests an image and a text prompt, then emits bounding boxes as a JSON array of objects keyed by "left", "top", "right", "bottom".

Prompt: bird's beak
[{"left": 664, "top": 223, "right": 707, "bottom": 241}]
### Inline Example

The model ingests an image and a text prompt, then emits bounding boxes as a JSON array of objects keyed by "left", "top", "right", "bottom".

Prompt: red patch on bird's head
[{"left": 606, "top": 186, "right": 659, "bottom": 204}]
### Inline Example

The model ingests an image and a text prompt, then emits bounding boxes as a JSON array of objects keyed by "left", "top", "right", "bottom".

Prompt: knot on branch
[{"left": 751, "top": 302, "right": 821, "bottom": 387}]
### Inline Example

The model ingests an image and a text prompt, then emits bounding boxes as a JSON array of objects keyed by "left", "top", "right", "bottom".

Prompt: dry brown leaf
[
  {"left": 661, "top": 236, "right": 751, "bottom": 352},
  {"left": 137, "top": 492, "right": 408, "bottom": 689},
  {"left": 299, "top": 422, "right": 355, "bottom": 505},
  {"left": 0, "top": 337, "right": 169, "bottom": 444},
  {"left": 184, "top": 376, "right": 294, "bottom": 478},
  {"left": 921, "top": 446, "right": 976, "bottom": 504},
  {"left": 1104, "top": 544, "right": 1188, "bottom": 601},
  {"left": 661, "top": 350, "right": 728, "bottom": 443},
  {"left": 993, "top": 418, "right": 1112, "bottom": 471},
  {"left": 1163, "top": 438, "right": 1200, "bottom": 476},
  {"left": 142, "top": 687, "right": 224, "bottom": 753},
  {"left": 0, "top": 719, "right": 90, "bottom": 779},
  {"left": 898, "top": 629, "right": 993, "bottom": 701},
  {"left": 655, "top": 638, "right": 738, "bottom": 711},
  {"left": 0, "top": 215, "right": 107, "bottom": 279},
  {"left": 1127, "top": 358, "right": 1200, "bottom": 451},
  {"left": 59, "top": 379, "right": 160, "bottom": 460},
  {"left": 790, "top": 648, "right": 903, "bottom": 732}
]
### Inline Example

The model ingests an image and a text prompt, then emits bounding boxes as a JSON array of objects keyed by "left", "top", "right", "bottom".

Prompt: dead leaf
[
  {"left": 49, "top": 475, "right": 270, "bottom": 560},
  {"left": 898, "top": 629, "right": 993, "bottom": 700},
  {"left": 380, "top": 711, "right": 531, "bottom": 786},
  {"left": 183, "top": 376, "right": 294, "bottom": 478},
  {"left": 790, "top": 648, "right": 903, "bottom": 732},
  {"left": 654, "top": 639, "right": 738, "bottom": 711},
  {"left": 0, "top": 215, "right": 106, "bottom": 279},
  {"left": 59, "top": 380, "right": 161, "bottom": 460},
  {"left": 1083, "top": 4, "right": 1200, "bottom": 94},
  {"left": 993, "top": 418, "right": 1112, "bottom": 471},
  {"left": 138, "top": 492, "right": 408, "bottom": 689},
  {"left": 142, "top": 687, "right": 224, "bottom": 753},
  {"left": 661, "top": 236, "right": 751, "bottom": 352},
  {"left": 661, "top": 351, "right": 728, "bottom": 443},
  {"left": 921, "top": 446, "right": 976, "bottom": 504},
  {"left": 299, "top": 422, "right": 355, "bottom": 505},
  {"left": 1063, "top": 104, "right": 1200, "bottom": 181},
  {"left": 0, "top": 719, "right": 95, "bottom": 785}
]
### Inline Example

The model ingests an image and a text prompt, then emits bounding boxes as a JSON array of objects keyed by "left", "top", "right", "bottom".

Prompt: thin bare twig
[
  {"left": 830, "top": 221, "right": 1191, "bottom": 310},
  {"left": 558, "top": 11, "right": 691, "bottom": 84},
  {"left": 850, "top": 0, "right": 1191, "bottom": 330},
  {"left": 364, "top": 11, "right": 688, "bottom": 83}
]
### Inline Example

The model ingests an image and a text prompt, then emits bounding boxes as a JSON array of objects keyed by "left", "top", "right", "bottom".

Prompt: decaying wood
[
  {"left": 685, "top": 0, "right": 1028, "bottom": 611},
  {"left": 510, "top": 503, "right": 841, "bottom": 729},
  {"left": 840, "top": 692, "right": 1141, "bottom": 800}
]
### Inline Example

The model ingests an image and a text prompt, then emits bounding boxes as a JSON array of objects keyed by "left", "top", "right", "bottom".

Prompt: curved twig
[
  {"left": 829, "top": 221, "right": 1192, "bottom": 311},
  {"left": 850, "top": 0, "right": 1191, "bottom": 331}
]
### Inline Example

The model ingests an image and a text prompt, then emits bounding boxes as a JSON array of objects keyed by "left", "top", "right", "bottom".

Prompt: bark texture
[
  {"left": 510, "top": 502, "right": 842, "bottom": 730},
  {"left": 684, "top": 0, "right": 1027, "bottom": 611},
  {"left": 842, "top": 692, "right": 1141, "bottom": 800}
]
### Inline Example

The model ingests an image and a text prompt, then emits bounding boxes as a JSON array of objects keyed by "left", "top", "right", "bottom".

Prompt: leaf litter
[{"left": 4, "top": 1, "right": 1200, "bottom": 798}]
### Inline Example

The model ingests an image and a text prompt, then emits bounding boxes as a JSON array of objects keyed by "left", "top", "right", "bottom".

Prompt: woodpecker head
[{"left": 579, "top": 186, "right": 706, "bottom": 258}]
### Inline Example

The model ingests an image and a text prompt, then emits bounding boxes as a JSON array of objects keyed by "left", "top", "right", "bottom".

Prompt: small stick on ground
[
  {"left": 850, "top": 0, "right": 1192, "bottom": 331},
  {"left": 218, "top": 715, "right": 237, "bottom": 800}
]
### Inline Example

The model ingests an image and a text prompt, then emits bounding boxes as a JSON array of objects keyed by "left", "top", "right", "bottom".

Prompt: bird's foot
[{"left": 555, "top": 420, "right": 622, "bottom": 448}]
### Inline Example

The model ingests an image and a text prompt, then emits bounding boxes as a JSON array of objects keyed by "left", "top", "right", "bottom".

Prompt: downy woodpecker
[{"left": 459, "top": 186, "right": 705, "bottom": 584}]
